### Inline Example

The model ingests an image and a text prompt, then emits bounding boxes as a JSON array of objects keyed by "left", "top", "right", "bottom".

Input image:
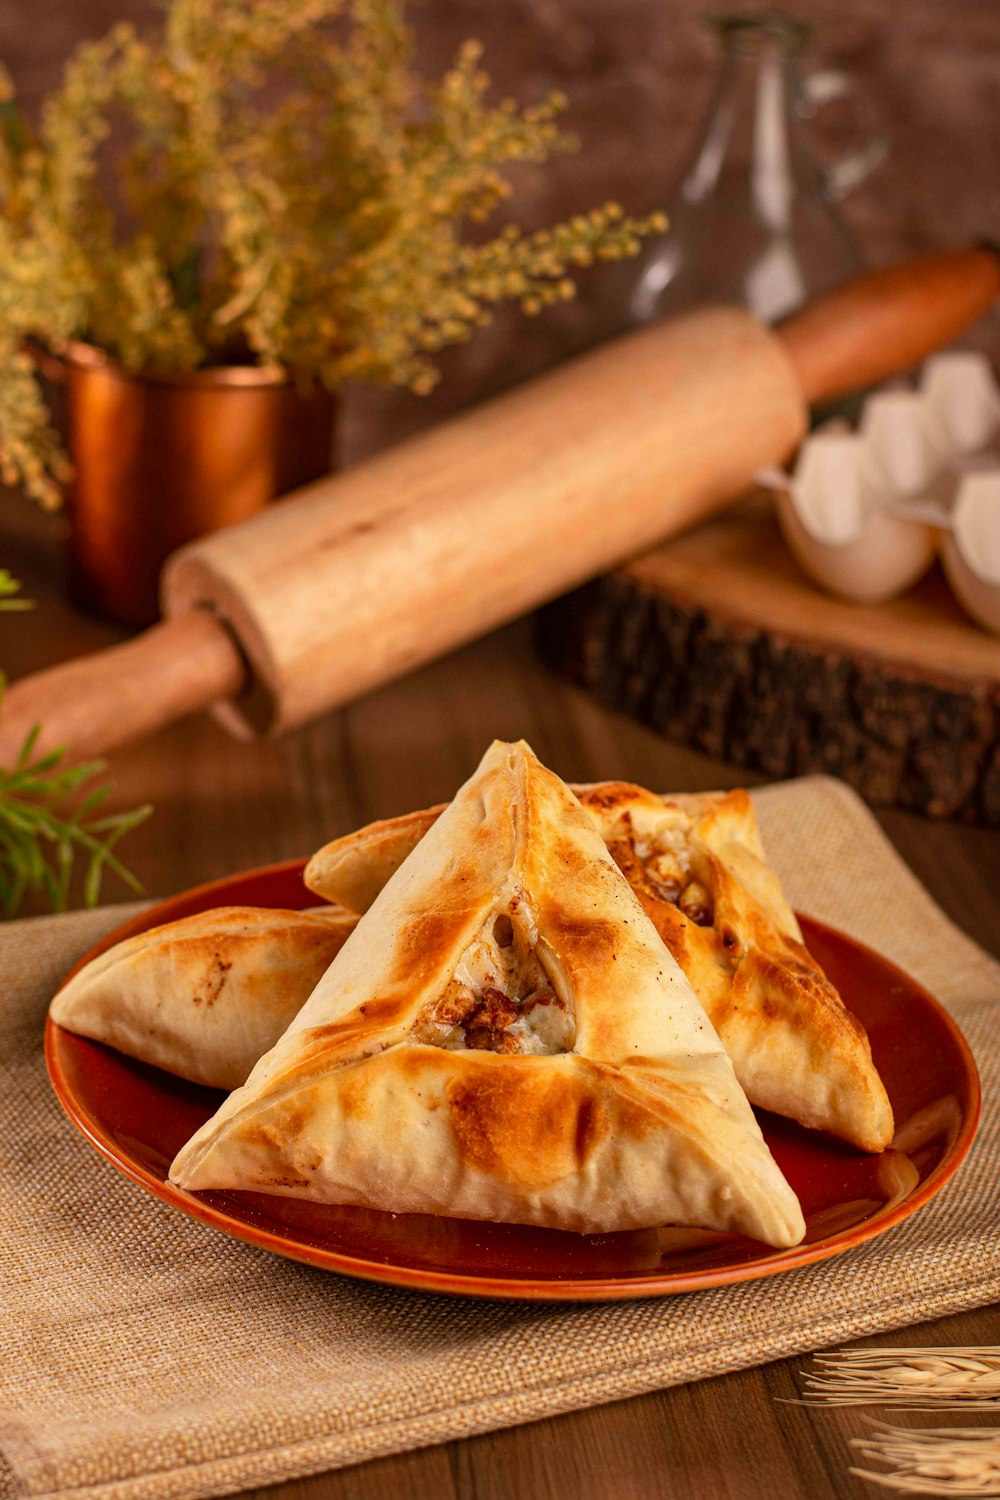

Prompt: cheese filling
[
  {"left": 611, "top": 814, "right": 715, "bottom": 927},
  {"left": 412, "top": 906, "right": 575, "bottom": 1055}
]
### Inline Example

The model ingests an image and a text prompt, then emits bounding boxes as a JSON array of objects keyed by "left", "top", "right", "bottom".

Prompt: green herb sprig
[
  {"left": 0, "top": 727, "right": 151, "bottom": 914},
  {"left": 0, "top": 567, "right": 34, "bottom": 610},
  {"left": 0, "top": 574, "right": 150, "bottom": 915}
]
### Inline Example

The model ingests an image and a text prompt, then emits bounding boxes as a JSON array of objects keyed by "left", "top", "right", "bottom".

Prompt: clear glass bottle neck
[{"left": 681, "top": 31, "right": 813, "bottom": 232}]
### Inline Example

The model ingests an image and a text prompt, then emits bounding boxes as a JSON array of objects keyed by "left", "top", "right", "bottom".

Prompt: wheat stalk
[
  {"left": 850, "top": 1423, "right": 1000, "bottom": 1495},
  {"left": 794, "top": 1349, "right": 1000, "bottom": 1411}
]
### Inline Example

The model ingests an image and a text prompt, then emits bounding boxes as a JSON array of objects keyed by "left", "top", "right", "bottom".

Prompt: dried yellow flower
[{"left": 0, "top": 0, "right": 663, "bottom": 506}]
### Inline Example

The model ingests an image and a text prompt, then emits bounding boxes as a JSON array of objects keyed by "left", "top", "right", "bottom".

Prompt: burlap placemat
[{"left": 1, "top": 776, "right": 997, "bottom": 1500}]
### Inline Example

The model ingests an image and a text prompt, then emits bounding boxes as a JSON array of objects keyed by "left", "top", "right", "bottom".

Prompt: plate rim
[{"left": 46, "top": 858, "right": 983, "bottom": 1302}]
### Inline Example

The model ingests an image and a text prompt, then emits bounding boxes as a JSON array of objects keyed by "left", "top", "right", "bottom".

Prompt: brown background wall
[{"left": 2, "top": 0, "right": 998, "bottom": 461}]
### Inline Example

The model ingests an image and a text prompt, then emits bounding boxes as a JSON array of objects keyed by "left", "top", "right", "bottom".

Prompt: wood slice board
[{"left": 537, "top": 494, "right": 1000, "bottom": 824}]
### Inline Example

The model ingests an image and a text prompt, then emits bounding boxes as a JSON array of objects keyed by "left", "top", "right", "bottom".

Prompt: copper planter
[{"left": 48, "top": 344, "right": 337, "bottom": 627}]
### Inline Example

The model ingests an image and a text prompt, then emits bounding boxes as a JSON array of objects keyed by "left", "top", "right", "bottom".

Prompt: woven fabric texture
[{"left": 1, "top": 777, "right": 996, "bottom": 1500}]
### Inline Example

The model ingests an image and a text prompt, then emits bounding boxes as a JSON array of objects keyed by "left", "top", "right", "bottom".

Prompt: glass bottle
[{"left": 620, "top": 12, "right": 888, "bottom": 328}]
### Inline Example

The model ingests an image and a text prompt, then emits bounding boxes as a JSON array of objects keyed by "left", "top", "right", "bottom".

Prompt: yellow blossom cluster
[{"left": 0, "top": 0, "right": 664, "bottom": 506}]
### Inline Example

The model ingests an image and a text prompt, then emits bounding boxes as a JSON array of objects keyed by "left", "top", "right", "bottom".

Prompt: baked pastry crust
[
  {"left": 577, "top": 783, "right": 893, "bottom": 1153},
  {"left": 305, "top": 805, "right": 444, "bottom": 915},
  {"left": 305, "top": 781, "right": 893, "bottom": 1153},
  {"left": 50, "top": 906, "right": 356, "bottom": 1091},
  {"left": 171, "top": 742, "right": 805, "bottom": 1247}
]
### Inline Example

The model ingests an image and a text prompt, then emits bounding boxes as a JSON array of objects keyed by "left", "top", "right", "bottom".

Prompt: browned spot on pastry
[
  {"left": 192, "top": 954, "right": 233, "bottom": 1008},
  {"left": 573, "top": 1095, "right": 603, "bottom": 1164},
  {"left": 238, "top": 1093, "right": 325, "bottom": 1175},
  {"left": 279, "top": 1010, "right": 403, "bottom": 1081},
  {"left": 337, "top": 1071, "right": 372, "bottom": 1121},
  {"left": 302, "top": 1023, "right": 372, "bottom": 1058},
  {"left": 738, "top": 949, "right": 867, "bottom": 1045},
  {"left": 608, "top": 1066, "right": 689, "bottom": 1141},
  {"left": 783, "top": 933, "right": 830, "bottom": 979},
  {"left": 448, "top": 1064, "right": 606, "bottom": 1188},
  {"left": 277, "top": 1099, "right": 312, "bottom": 1139},
  {"left": 389, "top": 907, "right": 476, "bottom": 987},
  {"left": 391, "top": 1044, "right": 448, "bottom": 1080},
  {"left": 696, "top": 788, "right": 756, "bottom": 841},
  {"left": 635, "top": 892, "right": 690, "bottom": 961},
  {"left": 302, "top": 993, "right": 411, "bottom": 1050},
  {"left": 357, "top": 996, "right": 407, "bottom": 1025},
  {"left": 241, "top": 1115, "right": 290, "bottom": 1157},
  {"left": 576, "top": 782, "right": 636, "bottom": 813},
  {"left": 542, "top": 909, "right": 620, "bottom": 965}
]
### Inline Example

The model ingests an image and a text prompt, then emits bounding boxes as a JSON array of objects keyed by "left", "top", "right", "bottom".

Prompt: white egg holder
[{"left": 757, "top": 352, "right": 1000, "bottom": 635}]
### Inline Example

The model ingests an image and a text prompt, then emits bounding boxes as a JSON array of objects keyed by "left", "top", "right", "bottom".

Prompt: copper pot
[{"left": 45, "top": 343, "right": 337, "bottom": 627}]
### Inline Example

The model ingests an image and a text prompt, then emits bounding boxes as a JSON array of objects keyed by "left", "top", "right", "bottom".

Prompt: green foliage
[
  {"left": 0, "top": 569, "right": 34, "bottom": 611},
  {"left": 0, "top": 0, "right": 664, "bottom": 506},
  {"left": 0, "top": 727, "right": 151, "bottom": 914},
  {"left": 0, "top": 574, "right": 150, "bottom": 915}
]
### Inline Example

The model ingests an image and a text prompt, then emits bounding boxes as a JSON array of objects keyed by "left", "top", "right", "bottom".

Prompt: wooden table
[{"left": 4, "top": 497, "right": 998, "bottom": 1499}]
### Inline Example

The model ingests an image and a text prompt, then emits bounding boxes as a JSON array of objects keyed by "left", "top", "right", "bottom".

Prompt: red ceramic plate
[{"left": 46, "top": 860, "right": 981, "bottom": 1302}]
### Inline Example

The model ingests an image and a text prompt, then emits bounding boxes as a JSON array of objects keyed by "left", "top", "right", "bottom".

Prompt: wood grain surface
[{"left": 2, "top": 496, "right": 998, "bottom": 1500}]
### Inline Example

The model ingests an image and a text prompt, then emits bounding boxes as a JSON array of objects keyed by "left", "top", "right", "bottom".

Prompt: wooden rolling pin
[{"left": 2, "top": 246, "right": 998, "bottom": 763}]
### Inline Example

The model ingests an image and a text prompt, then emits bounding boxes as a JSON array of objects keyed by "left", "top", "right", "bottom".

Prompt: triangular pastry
[
  {"left": 50, "top": 906, "right": 356, "bottom": 1091},
  {"left": 305, "top": 781, "right": 893, "bottom": 1153},
  {"left": 579, "top": 783, "right": 893, "bottom": 1153},
  {"left": 171, "top": 742, "right": 805, "bottom": 1247}
]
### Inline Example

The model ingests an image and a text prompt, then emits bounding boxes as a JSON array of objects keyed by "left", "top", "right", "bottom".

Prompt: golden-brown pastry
[
  {"left": 50, "top": 906, "right": 356, "bottom": 1091},
  {"left": 577, "top": 783, "right": 893, "bottom": 1153},
  {"left": 305, "top": 780, "right": 893, "bottom": 1153},
  {"left": 305, "top": 805, "right": 443, "bottom": 915},
  {"left": 171, "top": 742, "right": 805, "bottom": 1247}
]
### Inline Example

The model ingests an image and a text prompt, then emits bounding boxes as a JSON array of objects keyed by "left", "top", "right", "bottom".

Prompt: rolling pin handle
[
  {"left": 776, "top": 244, "right": 1000, "bottom": 406},
  {"left": 0, "top": 609, "right": 246, "bottom": 768}
]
